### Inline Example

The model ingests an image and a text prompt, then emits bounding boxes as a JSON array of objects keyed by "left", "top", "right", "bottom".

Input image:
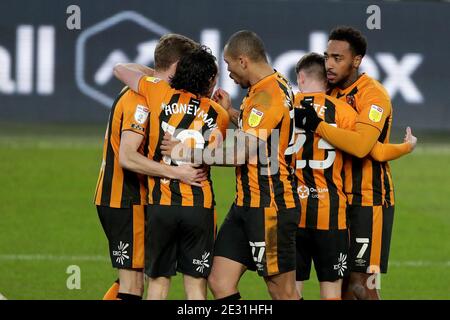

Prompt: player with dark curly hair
[
  {"left": 114, "top": 44, "right": 229, "bottom": 300},
  {"left": 96, "top": 33, "right": 205, "bottom": 300},
  {"left": 161, "top": 30, "right": 301, "bottom": 300},
  {"left": 170, "top": 45, "right": 218, "bottom": 97}
]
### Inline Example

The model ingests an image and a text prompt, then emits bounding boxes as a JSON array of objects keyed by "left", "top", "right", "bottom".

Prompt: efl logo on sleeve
[
  {"left": 369, "top": 104, "right": 383, "bottom": 122},
  {"left": 248, "top": 108, "right": 264, "bottom": 127},
  {"left": 134, "top": 105, "right": 149, "bottom": 124},
  {"left": 146, "top": 76, "right": 161, "bottom": 83}
]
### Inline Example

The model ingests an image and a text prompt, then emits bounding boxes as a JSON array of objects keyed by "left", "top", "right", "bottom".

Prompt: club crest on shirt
[
  {"left": 368, "top": 104, "right": 383, "bottom": 123},
  {"left": 134, "top": 105, "right": 149, "bottom": 124},
  {"left": 248, "top": 108, "right": 264, "bottom": 127},
  {"left": 346, "top": 95, "right": 356, "bottom": 109}
]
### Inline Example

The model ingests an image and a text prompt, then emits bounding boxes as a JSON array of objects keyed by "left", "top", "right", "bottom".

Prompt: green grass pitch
[{"left": 0, "top": 124, "right": 449, "bottom": 299}]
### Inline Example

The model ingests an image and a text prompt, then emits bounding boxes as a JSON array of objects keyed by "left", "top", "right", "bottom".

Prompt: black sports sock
[
  {"left": 216, "top": 292, "right": 241, "bottom": 300},
  {"left": 117, "top": 292, "right": 142, "bottom": 300}
]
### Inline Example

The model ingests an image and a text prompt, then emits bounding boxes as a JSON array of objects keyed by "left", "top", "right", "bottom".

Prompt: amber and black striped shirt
[
  {"left": 138, "top": 76, "right": 229, "bottom": 209},
  {"left": 294, "top": 92, "right": 356, "bottom": 230},
  {"left": 328, "top": 73, "right": 395, "bottom": 207},
  {"left": 235, "top": 71, "right": 299, "bottom": 210},
  {"left": 94, "top": 88, "right": 149, "bottom": 208}
]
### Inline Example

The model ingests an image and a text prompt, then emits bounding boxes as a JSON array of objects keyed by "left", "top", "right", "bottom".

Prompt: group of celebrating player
[{"left": 94, "top": 26, "right": 417, "bottom": 300}]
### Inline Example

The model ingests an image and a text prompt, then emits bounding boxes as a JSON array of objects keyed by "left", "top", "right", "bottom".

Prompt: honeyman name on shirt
[{"left": 162, "top": 102, "right": 217, "bottom": 129}]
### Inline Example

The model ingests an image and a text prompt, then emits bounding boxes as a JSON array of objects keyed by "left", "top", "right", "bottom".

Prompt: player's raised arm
[
  {"left": 113, "top": 63, "right": 154, "bottom": 93},
  {"left": 295, "top": 102, "right": 382, "bottom": 158},
  {"left": 369, "top": 126, "right": 417, "bottom": 161},
  {"left": 119, "top": 131, "right": 206, "bottom": 186},
  {"left": 117, "top": 91, "right": 206, "bottom": 186},
  {"left": 160, "top": 130, "right": 260, "bottom": 167}
]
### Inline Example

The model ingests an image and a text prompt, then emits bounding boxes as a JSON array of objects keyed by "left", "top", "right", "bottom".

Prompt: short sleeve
[
  {"left": 241, "top": 104, "right": 283, "bottom": 141},
  {"left": 121, "top": 91, "right": 150, "bottom": 136},
  {"left": 216, "top": 106, "right": 230, "bottom": 138},
  {"left": 206, "top": 101, "right": 230, "bottom": 149},
  {"left": 138, "top": 76, "right": 171, "bottom": 110}
]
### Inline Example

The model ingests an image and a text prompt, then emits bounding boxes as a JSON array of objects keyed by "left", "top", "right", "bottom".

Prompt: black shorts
[
  {"left": 347, "top": 205, "right": 394, "bottom": 274},
  {"left": 97, "top": 205, "right": 145, "bottom": 269},
  {"left": 145, "top": 204, "right": 216, "bottom": 279},
  {"left": 214, "top": 204, "right": 300, "bottom": 277},
  {"left": 296, "top": 228, "right": 349, "bottom": 282}
]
